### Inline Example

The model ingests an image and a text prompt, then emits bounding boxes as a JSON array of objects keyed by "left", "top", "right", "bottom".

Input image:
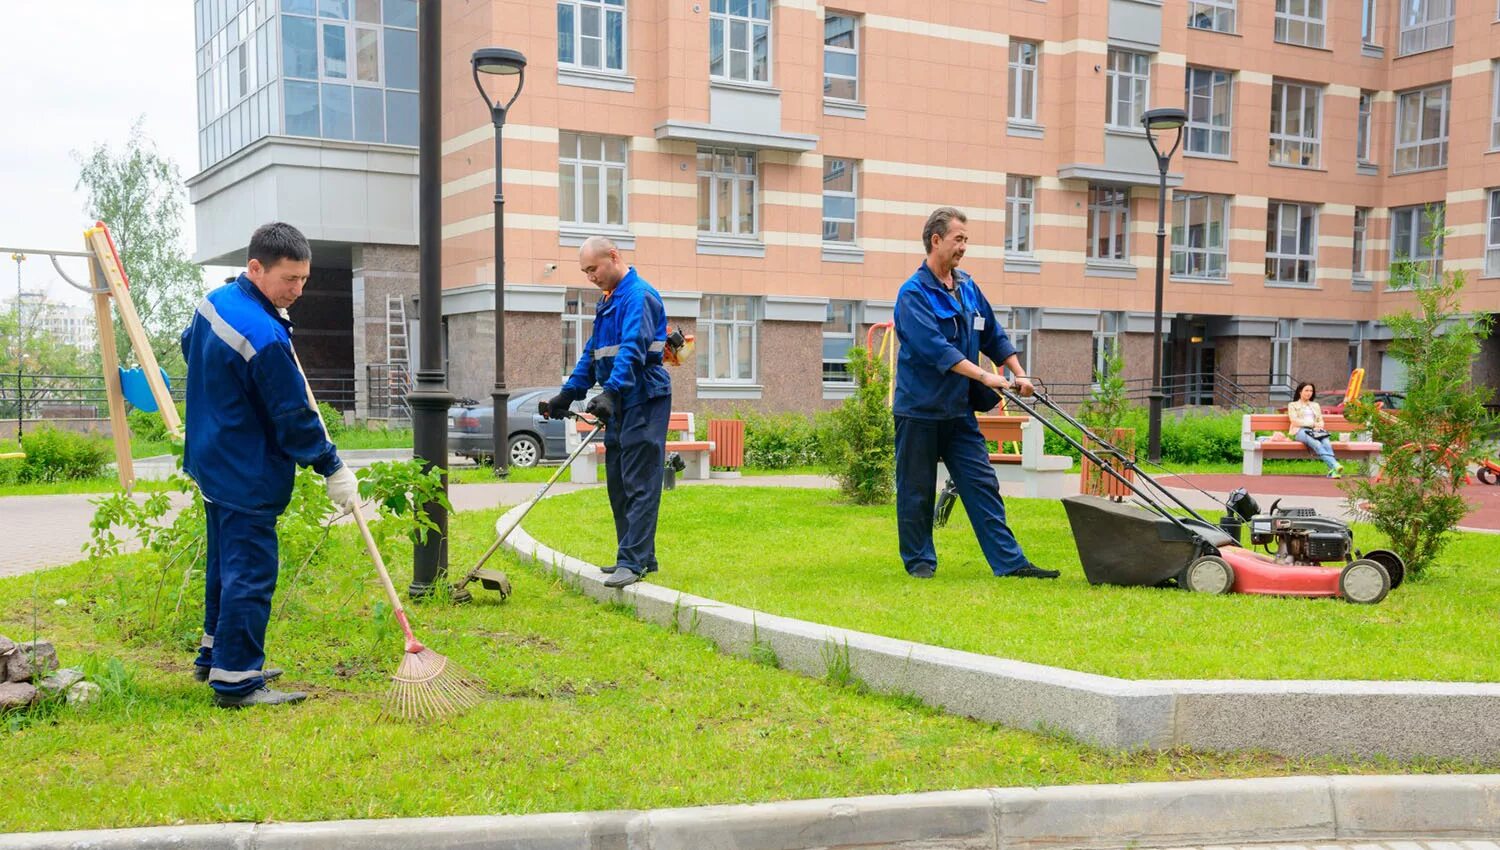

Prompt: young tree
[
  {"left": 1342, "top": 213, "right": 1495, "bottom": 576},
  {"left": 1078, "top": 347, "right": 1133, "bottom": 494},
  {"left": 74, "top": 118, "right": 202, "bottom": 372},
  {"left": 824, "top": 346, "right": 896, "bottom": 505}
]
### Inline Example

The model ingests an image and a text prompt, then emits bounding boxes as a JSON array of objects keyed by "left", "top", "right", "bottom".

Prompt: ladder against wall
[{"left": 384, "top": 294, "right": 411, "bottom": 422}]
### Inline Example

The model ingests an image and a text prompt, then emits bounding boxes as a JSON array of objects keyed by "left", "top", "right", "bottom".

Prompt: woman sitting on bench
[{"left": 1287, "top": 381, "right": 1342, "bottom": 479}]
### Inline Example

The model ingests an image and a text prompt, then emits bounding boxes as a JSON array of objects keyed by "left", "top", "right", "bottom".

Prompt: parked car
[
  {"left": 1325, "top": 390, "right": 1404, "bottom": 415},
  {"left": 448, "top": 387, "right": 574, "bottom": 467}
]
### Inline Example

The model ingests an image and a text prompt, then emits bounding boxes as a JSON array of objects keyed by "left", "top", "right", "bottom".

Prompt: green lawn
[
  {"left": 4, "top": 509, "right": 1484, "bottom": 833},
  {"left": 522, "top": 487, "right": 1500, "bottom": 682}
]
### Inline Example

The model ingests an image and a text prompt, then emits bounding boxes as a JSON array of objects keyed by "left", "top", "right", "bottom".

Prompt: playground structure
[{"left": 1, "top": 222, "right": 181, "bottom": 490}]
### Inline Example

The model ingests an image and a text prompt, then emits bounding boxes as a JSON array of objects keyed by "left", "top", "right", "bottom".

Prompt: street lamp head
[
  {"left": 471, "top": 47, "right": 528, "bottom": 118},
  {"left": 1142, "top": 107, "right": 1188, "bottom": 131}
]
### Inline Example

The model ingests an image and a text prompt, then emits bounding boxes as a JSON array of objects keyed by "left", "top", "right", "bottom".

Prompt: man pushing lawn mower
[
  {"left": 181, "top": 222, "right": 359, "bottom": 709},
  {"left": 540, "top": 236, "right": 674, "bottom": 589}
]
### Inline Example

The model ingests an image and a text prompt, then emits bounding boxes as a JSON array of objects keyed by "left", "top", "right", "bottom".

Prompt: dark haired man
[{"left": 181, "top": 221, "right": 357, "bottom": 708}]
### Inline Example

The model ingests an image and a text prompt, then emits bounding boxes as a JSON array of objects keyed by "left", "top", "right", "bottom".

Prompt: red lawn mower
[{"left": 999, "top": 388, "right": 1404, "bottom": 604}]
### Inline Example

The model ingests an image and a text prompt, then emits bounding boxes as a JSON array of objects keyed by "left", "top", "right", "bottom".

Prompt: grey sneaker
[
  {"left": 213, "top": 686, "right": 308, "bottom": 709},
  {"left": 603, "top": 568, "right": 641, "bottom": 588},
  {"left": 600, "top": 563, "right": 658, "bottom": 574},
  {"left": 195, "top": 666, "right": 282, "bottom": 684}
]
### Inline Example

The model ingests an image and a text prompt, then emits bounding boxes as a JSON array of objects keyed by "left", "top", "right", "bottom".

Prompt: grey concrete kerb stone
[
  {"left": 5, "top": 775, "right": 1499, "bottom": 849},
  {"left": 499, "top": 501, "right": 1500, "bottom": 761}
]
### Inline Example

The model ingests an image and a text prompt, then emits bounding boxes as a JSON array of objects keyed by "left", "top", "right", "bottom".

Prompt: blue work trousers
[
  {"left": 895, "top": 414, "right": 1029, "bottom": 576},
  {"left": 194, "top": 502, "right": 280, "bottom": 696},
  {"left": 604, "top": 394, "right": 671, "bottom": 574}
]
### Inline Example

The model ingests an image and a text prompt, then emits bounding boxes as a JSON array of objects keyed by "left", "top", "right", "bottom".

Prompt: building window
[
  {"left": 710, "top": 0, "right": 770, "bottom": 84},
  {"left": 1349, "top": 322, "right": 1364, "bottom": 373},
  {"left": 1393, "top": 84, "right": 1449, "bottom": 172},
  {"left": 1008, "top": 308, "right": 1035, "bottom": 375},
  {"left": 1352, "top": 207, "right": 1371, "bottom": 281},
  {"left": 1266, "top": 201, "right": 1317, "bottom": 285},
  {"left": 1088, "top": 184, "right": 1130, "bottom": 262},
  {"left": 1490, "top": 63, "right": 1500, "bottom": 150},
  {"left": 1269, "top": 80, "right": 1321, "bottom": 168},
  {"left": 821, "top": 158, "right": 857, "bottom": 243},
  {"left": 1093, "top": 312, "right": 1122, "bottom": 381},
  {"left": 697, "top": 147, "right": 757, "bottom": 236},
  {"left": 1486, "top": 190, "right": 1500, "bottom": 277},
  {"left": 1274, "top": 0, "right": 1325, "bottom": 48},
  {"left": 1398, "top": 0, "right": 1453, "bottom": 55},
  {"left": 562, "top": 288, "right": 597, "bottom": 377},
  {"left": 1008, "top": 40, "right": 1039, "bottom": 123},
  {"left": 1357, "top": 91, "right": 1374, "bottom": 163},
  {"left": 1005, "top": 176, "right": 1035, "bottom": 255},
  {"left": 557, "top": 0, "right": 627, "bottom": 73},
  {"left": 699, "top": 295, "right": 758, "bottom": 383},
  {"left": 1390, "top": 204, "right": 1445, "bottom": 271},
  {"left": 1271, "top": 319, "right": 1293, "bottom": 392},
  {"left": 823, "top": 14, "right": 857, "bottom": 101},
  {"left": 822, "top": 300, "right": 857, "bottom": 384},
  {"left": 1188, "top": 0, "right": 1236, "bottom": 33},
  {"left": 1185, "top": 67, "right": 1232, "bottom": 157},
  {"left": 558, "top": 132, "right": 628, "bottom": 227},
  {"left": 1362, "top": 0, "right": 1378, "bottom": 43},
  {"left": 1171, "top": 192, "right": 1230, "bottom": 279},
  {"left": 1105, "top": 49, "right": 1150, "bottom": 128}
]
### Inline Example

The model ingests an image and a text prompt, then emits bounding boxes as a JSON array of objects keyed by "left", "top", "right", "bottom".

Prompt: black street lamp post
[
  {"left": 470, "top": 48, "right": 527, "bottom": 479},
  {"left": 1141, "top": 106, "right": 1188, "bottom": 465}
]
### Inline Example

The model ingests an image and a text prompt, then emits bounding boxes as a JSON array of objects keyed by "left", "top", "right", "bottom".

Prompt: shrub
[
  {"left": 824, "top": 347, "right": 895, "bottom": 504},
  {"left": 318, "top": 401, "right": 346, "bottom": 439},
  {"left": 17, "top": 426, "right": 112, "bottom": 482},
  {"left": 127, "top": 402, "right": 186, "bottom": 445}
]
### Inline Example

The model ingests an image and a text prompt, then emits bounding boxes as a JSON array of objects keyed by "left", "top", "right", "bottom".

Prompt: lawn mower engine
[{"left": 1228, "top": 489, "right": 1352, "bottom": 566}]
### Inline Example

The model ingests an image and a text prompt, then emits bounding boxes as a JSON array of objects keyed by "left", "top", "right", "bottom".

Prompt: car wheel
[
  {"left": 1182, "top": 555, "right": 1235, "bottom": 595},
  {"left": 1359, "top": 549, "right": 1405, "bottom": 591},
  {"left": 1339, "top": 559, "right": 1390, "bottom": 604},
  {"left": 1479, "top": 467, "right": 1498, "bottom": 486},
  {"left": 508, "top": 434, "right": 542, "bottom": 468}
]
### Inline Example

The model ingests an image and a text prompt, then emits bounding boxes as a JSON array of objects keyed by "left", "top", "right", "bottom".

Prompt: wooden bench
[
  {"left": 1240, "top": 413, "right": 1382, "bottom": 475},
  {"left": 567, "top": 411, "right": 715, "bottom": 485},
  {"left": 939, "top": 414, "right": 1072, "bottom": 498}
]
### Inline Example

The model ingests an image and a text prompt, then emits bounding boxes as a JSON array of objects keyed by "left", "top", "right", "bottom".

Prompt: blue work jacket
[
  {"left": 180, "top": 274, "right": 342, "bottom": 516},
  {"left": 892, "top": 262, "right": 1017, "bottom": 420},
  {"left": 562, "top": 267, "right": 671, "bottom": 408}
]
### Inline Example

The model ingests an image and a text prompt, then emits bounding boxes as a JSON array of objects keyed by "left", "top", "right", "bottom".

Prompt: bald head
[{"left": 578, "top": 235, "right": 628, "bottom": 292}]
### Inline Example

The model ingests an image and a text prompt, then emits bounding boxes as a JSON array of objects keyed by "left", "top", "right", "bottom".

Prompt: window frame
[
  {"left": 821, "top": 158, "right": 858, "bottom": 243},
  {"left": 561, "top": 288, "right": 597, "bottom": 378},
  {"left": 1271, "top": 319, "right": 1294, "bottom": 393},
  {"left": 1274, "top": 0, "right": 1326, "bottom": 48},
  {"left": 558, "top": 131, "right": 629, "bottom": 228},
  {"left": 1362, "top": 0, "right": 1378, "bottom": 44},
  {"left": 1008, "top": 307, "right": 1035, "bottom": 376},
  {"left": 1008, "top": 40, "right": 1039, "bottom": 123},
  {"left": 1184, "top": 66, "right": 1233, "bottom": 158},
  {"left": 1490, "top": 62, "right": 1500, "bottom": 151},
  {"left": 698, "top": 295, "right": 759, "bottom": 384},
  {"left": 556, "top": 0, "right": 629, "bottom": 74},
  {"left": 1087, "top": 184, "right": 1131, "bottom": 262},
  {"left": 1397, "top": 0, "right": 1454, "bottom": 56},
  {"left": 1105, "top": 49, "right": 1151, "bottom": 129},
  {"left": 709, "top": 0, "right": 772, "bottom": 85},
  {"left": 1393, "top": 83, "right": 1450, "bottom": 173},
  {"left": 697, "top": 147, "right": 759, "bottom": 237},
  {"left": 1268, "top": 80, "right": 1322, "bottom": 169},
  {"left": 823, "top": 13, "right": 858, "bottom": 102},
  {"left": 1265, "top": 201, "right": 1318, "bottom": 286},
  {"left": 1352, "top": 207, "right": 1371, "bottom": 281},
  {"left": 1389, "top": 203, "right": 1446, "bottom": 271},
  {"left": 1187, "top": 0, "right": 1236, "bottom": 33},
  {"left": 822, "top": 299, "right": 858, "bottom": 385},
  {"left": 1486, "top": 189, "right": 1500, "bottom": 278},
  {"left": 1170, "top": 192, "right": 1231, "bottom": 280},
  {"left": 1005, "top": 175, "right": 1036, "bottom": 256},
  {"left": 1092, "top": 311, "right": 1122, "bottom": 384}
]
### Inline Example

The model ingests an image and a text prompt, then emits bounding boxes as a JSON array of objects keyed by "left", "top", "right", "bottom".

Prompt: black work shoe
[
  {"left": 195, "top": 666, "right": 283, "bottom": 684},
  {"left": 1000, "top": 565, "right": 1061, "bottom": 579},
  {"left": 907, "top": 564, "right": 936, "bottom": 579},
  {"left": 213, "top": 686, "right": 308, "bottom": 709},
  {"left": 603, "top": 568, "right": 641, "bottom": 588},
  {"left": 601, "top": 563, "right": 658, "bottom": 574}
]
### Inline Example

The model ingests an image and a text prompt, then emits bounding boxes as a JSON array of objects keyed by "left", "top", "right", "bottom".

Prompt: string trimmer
[{"left": 451, "top": 410, "right": 605, "bottom": 603}]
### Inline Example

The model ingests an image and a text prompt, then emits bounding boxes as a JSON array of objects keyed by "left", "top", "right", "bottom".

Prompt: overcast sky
[{"left": 0, "top": 2, "right": 234, "bottom": 309}]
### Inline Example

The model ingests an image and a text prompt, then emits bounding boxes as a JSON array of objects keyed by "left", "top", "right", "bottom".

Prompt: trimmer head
[{"left": 451, "top": 568, "right": 512, "bottom": 605}]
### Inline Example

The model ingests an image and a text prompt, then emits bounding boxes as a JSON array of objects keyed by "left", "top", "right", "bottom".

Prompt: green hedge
[
  {"left": 695, "top": 408, "right": 831, "bottom": 469},
  {"left": 1041, "top": 406, "right": 1245, "bottom": 465},
  {"left": 1, "top": 426, "right": 112, "bottom": 484}
]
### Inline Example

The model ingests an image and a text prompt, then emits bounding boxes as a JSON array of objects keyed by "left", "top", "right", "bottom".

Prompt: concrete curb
[
  {"left": 5, "top": 775, "right": 1498, "bottom": 849},
  {"left": 501, "top": 504, "right": 1500, "bottom": 761}
]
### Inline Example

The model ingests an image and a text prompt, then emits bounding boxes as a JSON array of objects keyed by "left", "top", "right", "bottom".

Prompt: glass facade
[{"left": 195, "top": 0, "right": 419, "bottom": 170}]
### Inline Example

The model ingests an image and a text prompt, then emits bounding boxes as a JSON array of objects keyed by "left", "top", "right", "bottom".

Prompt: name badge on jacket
[{"left": 973, "top": 315, "right": 986, "bottom": 331}]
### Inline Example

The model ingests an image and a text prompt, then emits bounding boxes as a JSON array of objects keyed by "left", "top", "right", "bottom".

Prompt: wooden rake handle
[{"left": 349, "top": 500, "right": 423, "bottom": 652}]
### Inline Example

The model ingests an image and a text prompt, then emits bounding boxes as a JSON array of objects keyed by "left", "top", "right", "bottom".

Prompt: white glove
[{"left": 325, "top": 465, "right": 358, "bottom": 508}]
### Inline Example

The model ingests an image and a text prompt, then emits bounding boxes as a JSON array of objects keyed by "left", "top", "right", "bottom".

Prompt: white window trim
[
  {"left": 1397, "top": 0, "right": 1454, "bottom": 56},
  {"left": 821, "top": 159, "right": 858, "bottom": 244},
  {"left": 1187, "top": 0, "right": 1236, "bottom": 34},
  {"left": 822, "top": 300, "right": 858, "bottom": 385},
  {"left": 559, "top": 132, "right": 629, "bottom": 228},
  {"left": 1087, "top": 184, "right": 1131, "bottom": 262},
  {"left": 1357, "top": 91, "right": 1374, "bottom": 164},
  {"left": 561, "top": 288, "right": 596, "bottom": 379},
  {"left": 1485, "top": 189, "right": 1500, "bottom": 278},
  {"left": 1269, "top": 80, "right": 1322, "bottom": 169},
  {"left": 1352, "top": 207, "right": 1371, "bottom": 282},
  {"left": 710, "top": 0, "right": 773, "bottom": 86},
  {"left": 1274, "top": 0, "right": 1326, "bottom": 48},
  {"left": 1092, "top": 312, "right": 1122, "bottom": 386},
  {"left": 823, "top": 13, "right": 858, "bottom": 103},
  {"left": 1008, "top": 308, "right": 1035, "bottom": 375},
  {"left": 1271, "top": 319, "right": 1294, "bottom": 392},
  {"left": 1185, "top": 67, "right": 1233, "bottom": 158},
  {"left": 698, "top": 147, "right": 759, "bottom": 237},
  {"left": 1006, "top": 175, "right": 1036, "bottom": 256},
  {"left": 1490, "top": 62, "right": 1500, "bottom": 152},
  {"left": 1170, "top": 192, "right": 1231, "bottom": 280},
  {"left": 699, "top": 296, "right": 760, "bottom": 384},
  {"left": 557, "top": 0, "right": 629, "bottom": 74},
  {"left": 1266, "top": 201, "right": 1318, "bottom": 286},
  {"left": 1008, "top": 40, "right": 1039, "bottom": 123},
  {"left": 1362, "top": 0, "right": 1378, "bottom": 44},
  {"left": 1390, "top": 204, "right": 1445, "bottom": 269},
  {"left": 1105, "top": 49, "right": 1150, "bottom": 130},
  {"left": 1393, "top": 84, "right": 1450, "bottom": 174}
]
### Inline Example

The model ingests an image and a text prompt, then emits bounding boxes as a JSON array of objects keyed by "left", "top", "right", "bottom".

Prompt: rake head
[{"left": 381, "top": 644, "right": 488, "bottom": 721}]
